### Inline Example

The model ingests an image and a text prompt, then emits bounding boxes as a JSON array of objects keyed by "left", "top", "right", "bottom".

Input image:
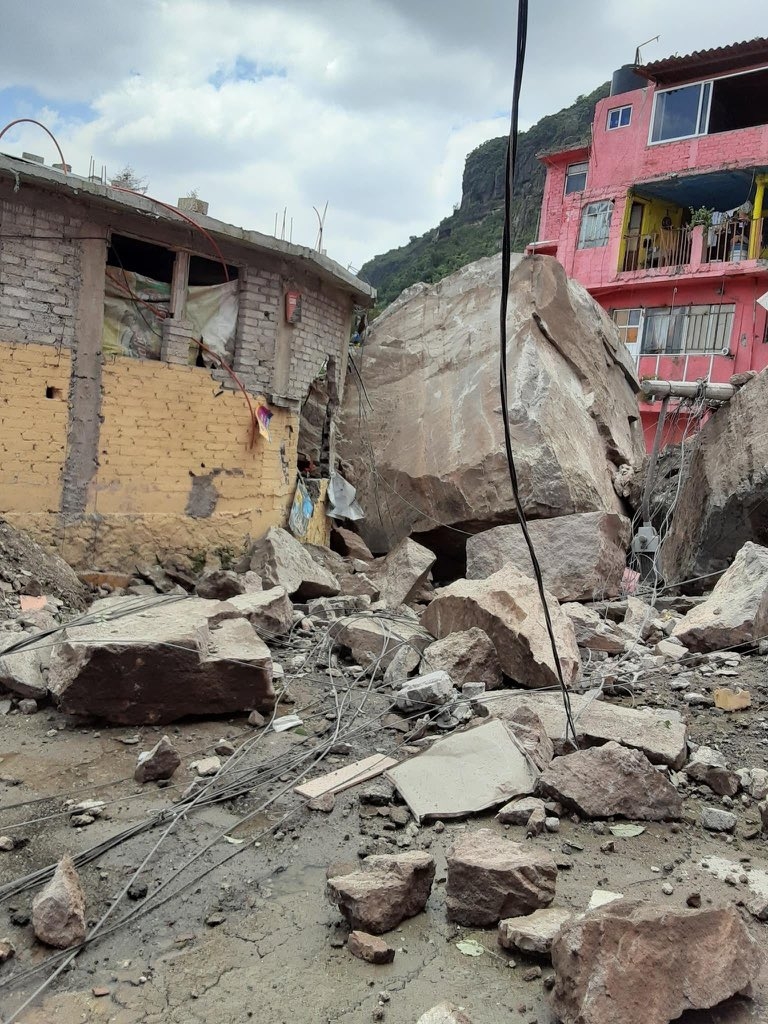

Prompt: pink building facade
[{"left": 531, "top": 38, "right": 768, "bottom": 449}]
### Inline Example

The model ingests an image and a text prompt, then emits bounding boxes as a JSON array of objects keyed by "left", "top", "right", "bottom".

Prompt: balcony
[{"left": 620, "top": 216, "right": 766, "bottom": 274}]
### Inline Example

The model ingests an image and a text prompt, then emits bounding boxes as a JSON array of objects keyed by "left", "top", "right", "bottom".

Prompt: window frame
[
  {"left": 577, "top": 199, "right": 614, "bottom": 249},
  {"left": 564, "top": 160, "right": 588, "bottom": 196},
  {"left": 607, "top": 105, "right": 632, "bottom": 130},
  {"left": 638, "top": 302, "right": 735, "bottom": 355},
  {"left": 649, "top": 80, "right": 713, "bottom": 145}
]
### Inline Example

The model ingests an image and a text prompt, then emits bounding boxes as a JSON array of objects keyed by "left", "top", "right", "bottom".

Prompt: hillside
[{"left": 359, "top": 82, "right": 610, "bottom": 310}]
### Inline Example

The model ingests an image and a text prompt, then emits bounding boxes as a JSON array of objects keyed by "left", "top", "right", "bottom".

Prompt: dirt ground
[{"left": 2, "top": 653, "right": 768, "bottom": 1024}]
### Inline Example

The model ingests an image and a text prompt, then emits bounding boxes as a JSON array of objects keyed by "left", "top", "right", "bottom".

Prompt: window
[
  {"left": 578, "top": 200, "right": 613, "bottom": 248},
  {"left": 650, "top": 81, "right": 711, "bottom": 143},
  {"left": 564, "top": 161, "right": 588, "bottom": 195},
  {"left": 639, "top": 303, "right": 734, "bottom": 355},
  {"left": 607, "top": 105, "right": 632, "bottom": 130},
  {"left": 612, "top": 308, "right": 642, "bottom": 347}
]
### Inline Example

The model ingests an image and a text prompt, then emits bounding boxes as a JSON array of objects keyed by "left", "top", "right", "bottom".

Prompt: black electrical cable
[{"left": 500, "top": 0, "right": 578, "bottom": 748}]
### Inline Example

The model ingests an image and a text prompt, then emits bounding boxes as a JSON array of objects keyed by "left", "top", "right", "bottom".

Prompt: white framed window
[
  {"left": 650, "top": 80, "right": 712, "bottom": 143},
  {"left": 639, "top": 303, "right": 734, "bottom": 354},
  {"left": 578, "top": 200, "right": 613, "bottom": 248},
  {"left": 607, "top": 105, "right": 632, "bottom": 130},
  {"left": 564, "top": 161, "right": 588, "bottom": 195}
]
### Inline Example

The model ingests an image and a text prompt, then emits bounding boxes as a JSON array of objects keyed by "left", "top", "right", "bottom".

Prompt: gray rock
[
  {"left": 383, "top": 644, "right": 422, "bottom": 685},
  {"left": 0, "top": 632, "right": 48, "bottom": 701},
  {"left": 395, "top": 670, "right": 455, "bottom": 711},
  {"left": 420, "top": 627, "right": 503, "bottom": 690},
  {"left": 246, "top": 527, "right": 340, "bottom": 599},
  {"left": 134, "top": 735, "right": 181, "bottom": 783},
  {"left": 0, "top": 937, "right": 15, "bottom": 963},
  {"left": 700, "top": 807, "right": 737, "bottom": 832},
  {"left": 32, "top": 855, "right": 86, "bottom": 949},
  {"left": 416, "top": 1004, "right": 473, "bottom": 1024},
  {"left": 498, "top": 906, "right": 573, "bottom": 955},
  {"left": 334, "top": 616, "right": 431, "bottom": 672},
  {"left": 194, "top": 570, "right": 246, "bottom": 601},
  {"left": 18, "top": 698, "right": 38, "bottom": 714},
  {"left": 374, "top": 538, "right": 435, "bottom": 609},
  {"left": 505, "top": 705, "right": 555, "bottom": 771},
  {"left": 684, "top": 746, "right": 739, "bottom": 797},
  {"left": 327, "top": 851, "right": 435, "bottom": 934},
  {"left": 537, "top": 742, "right": 683, "bottom": 821},
  {"left": 562, "top": 603, "right": 627, "bottom": 654}
]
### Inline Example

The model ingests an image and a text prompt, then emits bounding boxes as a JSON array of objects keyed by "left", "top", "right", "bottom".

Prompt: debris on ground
[
  {"left": 347, "top": 930, "right": 396, "bottom": 964},
  {"left": 550, "top": 901, "right": 762, "bottom": 1024},
  {"left": 420, "top": 627, "right": 503, "bottom": 690},
  {"left": 415, "top": 1004, "right": 473, "bottom": 1024},
  {"left": 498, "top": 906, "right": 573, "bottom": 956},
  {"left": 31, "top": 855, "right": 86, "bottom": 949},
  {"left": 327, "top": 851, "right": 435, "bottom": 933},
  {"left": 134, "top": 735, "right": 182, "bottom": 783}
]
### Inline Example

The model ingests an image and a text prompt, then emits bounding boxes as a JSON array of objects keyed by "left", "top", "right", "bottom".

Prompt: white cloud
[{"left": 0, "top": 0, "right": 765, "bottom": 270}]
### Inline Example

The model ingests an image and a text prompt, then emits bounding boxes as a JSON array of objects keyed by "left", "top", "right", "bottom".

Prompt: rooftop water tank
[{"left": 611, "top": 65, "right": 646, "bottom": 96}]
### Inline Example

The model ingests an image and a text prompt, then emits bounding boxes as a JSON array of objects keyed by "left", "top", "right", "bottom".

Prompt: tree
[{"left": 110, "top": 165, "right": 149, "bottom": 194}]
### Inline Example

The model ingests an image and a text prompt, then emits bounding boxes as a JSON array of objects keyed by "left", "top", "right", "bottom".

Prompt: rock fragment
[
  {"left": 18, "top": 698, "right": 38, "bottom": 714},
  {"left": 416, "top": 1004, "right": 473, "bottom": 1024},
  {"left": 562, "top": 603, "right": 626, "bottom": 653},
  {"left": 374, "top": 537, "right": 435, "bottom": 609},
  {"left": 32, "top": 855, "right": 86, "bottom": 949},
  {"left": 225, "top": 588, "right": 294, "bottom": 636},
  {"left": 331, "top": 526, "right": 374, "bottom": 561},
  {"left": 550, "top": 900, "right": 761, "bottom": 1024},
  {"left": 420, "top": 628, "right": 503, "bottom": 690},
  {"left": 498, "top": 906, "right": 573, "bottom": 955},
  {"left": 505, "top": 706, "right": 554, "bottom": 770},
  {"left": 446, "top": 829, "right": 557, "bottom": 926},
  {"left": 537, "top": 742, "right": 682, "bottom": 821},
  {"left": 700, "top": 807, "right": 737, "bottom": 832},
  {"left": 0, "top": 937, "right": 15, "bottom": 963},
  {"left": 246, "top": 527, "right": 340, "bottom": 599},
  {"left": 497, "top": 796, "right": 547, "bottom": 826},
  {"left": 421, "top": 565, "right": 580, "bottom": 689},
  {"left": 395, "top": 670, "right": 454, "bottom": 711},
  {"left": 134, "top": 735, "right": 181, "bottom": 784},
  {"left": 194, "top": 570, "right": 246, "bottom": 601},
  {"left": 684, "top": 746, "right": 739, "bottom": 797},
  {"left": 327, "top": 851, "right": 435, "bottom": 934},
  {"left": 347, "top": 930, "right": 395, "bottom": 964}
]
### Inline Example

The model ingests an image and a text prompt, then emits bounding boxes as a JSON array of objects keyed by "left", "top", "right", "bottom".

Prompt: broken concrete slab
[
  {"left": 386, "top": 719, "right": 537, "bottom": 821},
  {"left": 466, "top": 512, "right": 631, "bottom": 602},
  {"left": 446, "top": 829, "right": 557, "bottom": 926},
  {"left": 134, "top": 735, "right": 181, "bottom": 784},
  {"left": 347, "top": 930, "right": 395, "bottom": 964},
  {"left": 537, "top": 742, "right": 683, "bottom": 821},
  {"left": 420, "top": 627, "right": 503, "bottom": 690},
  {"left": 684, "top": 746, "right": 739, "bottom": 797},
  {"left": 327, "top": 851, "right": 435, "bottom": 934},
  {"left": 374, "top": 538, "right": 435, "bottom": 609},
  {"left": 421, "top": 565, "right": 580, "bottom": 689},
  {"left": 224, "top": 588, "right": 294, "bottom": 637},
  {"left": 672, "top": 542, "right": 768, "bottom": 653},
  {"left": 246, "top": 527, "right": 340, "bottom": 600},
  {"left": 550, "top": 900, "right": 761, "bottom": 1024},
  {"left": 486, "top": 691, "right": 687, "bottom": 769},
  {"left": 32, "top": 855, "right": 86, "bottom": 949},
  {"left": 498, "top": 906, "right": 573, "bottom": 955},
  {"left": 332, "top": 616, "right": 432, "bottom": 671},
  {"left": 562, "top": 603, "right": 627, "bottom": 654},
  {"left": 47, "top": 596, "right": 274, "bottom": 725},
  {"left": 395, "top": 670, "right": 455, "bottom": 711}
]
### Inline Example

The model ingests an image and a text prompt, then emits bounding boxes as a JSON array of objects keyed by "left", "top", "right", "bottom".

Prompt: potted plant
[{"left": 689, "top": 206, "right": 714, "bottom": 230}]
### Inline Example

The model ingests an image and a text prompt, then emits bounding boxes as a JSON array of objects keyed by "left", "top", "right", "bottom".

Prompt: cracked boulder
[
  {"left": 327, "top": 851, "right": 435, "bottom": 934},
  {"left": 466, "top": 512, "right": 631, "bottom": 602},
  {"left": 446, "top": 829, "right": 557, "bottom": 926},
  {"left": 420, "top": 627, "right": 502, "bottom": 690},
  {"left": 550, "top": 900, "right": 762, "bottom": 1024},
  {"left": 421, "top": 565, "right": 580, "bottom": 689},
  {"left": 245, "top": 527, "right": 339, "bottom": 599},
  {"left": 47, "top": 596, "right": 274, "bottom": 724},
  {"left": 537, "top": 742, "right": 683, "bottom": 821},
  {"left": 672, "top": 541, "right": 768, "bottom": 653},
  {"left": 32, "top": 855, "right": 86, "bottom": 949}
]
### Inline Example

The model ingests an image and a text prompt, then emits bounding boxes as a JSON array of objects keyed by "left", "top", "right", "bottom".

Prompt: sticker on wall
[
  {"left": 256, "top": 404, "right": 273, "bottom": 442},
  {"left": 289, "top": 477, "right": 315, "bottom": 539}
]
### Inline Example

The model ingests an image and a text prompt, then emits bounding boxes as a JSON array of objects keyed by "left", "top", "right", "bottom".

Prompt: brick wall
[
  {"left": 283, "top": 277, "right": 352, "bottom": 403},
  {"left": 0, "top": 199, "right": 82, "bottom": 347}
]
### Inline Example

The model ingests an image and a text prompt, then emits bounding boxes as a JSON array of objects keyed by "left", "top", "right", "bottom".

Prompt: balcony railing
[{"left": 621, "top": 217, "right": 767, "bottom": 273}]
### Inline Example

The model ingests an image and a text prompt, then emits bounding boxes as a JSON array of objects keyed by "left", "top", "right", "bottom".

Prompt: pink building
[{"left": 530, "top": 38, "right": 768, "bottom": 449}]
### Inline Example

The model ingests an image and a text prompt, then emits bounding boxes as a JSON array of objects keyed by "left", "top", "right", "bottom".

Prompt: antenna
[
  {"left": 313, "top": 201, "right": 329, "bottom": 252},
  {"left": 635, "top": 35, "right": 660, "bottom": 67}
]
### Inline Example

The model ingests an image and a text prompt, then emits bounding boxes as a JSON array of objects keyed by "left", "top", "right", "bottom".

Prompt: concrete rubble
[
  {"left": 446, "top": 829, "right": 558, "bottom": 926},
  {"left": 550, "top": 901, "right": 762, "bottom": 1024}
]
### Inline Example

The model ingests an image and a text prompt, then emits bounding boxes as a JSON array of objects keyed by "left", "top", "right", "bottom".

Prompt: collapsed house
[{"left": 0, "top": 153, "right": 374, "bottom": 569}]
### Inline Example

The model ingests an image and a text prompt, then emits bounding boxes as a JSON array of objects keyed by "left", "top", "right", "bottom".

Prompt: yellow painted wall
[
  {"left": 0, "top": 343, "right": 70, "bottom": 537},
  {"left": 619, "top": 193, "right": 685, "bottom": 270},
  {"left": 59, "top": 358, "right": 298, "bottom": 568}
]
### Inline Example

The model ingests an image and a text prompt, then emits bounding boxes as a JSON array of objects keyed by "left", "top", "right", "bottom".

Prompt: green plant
[{"left": 689, "top": 206, "right": 715, "bottom": 229}]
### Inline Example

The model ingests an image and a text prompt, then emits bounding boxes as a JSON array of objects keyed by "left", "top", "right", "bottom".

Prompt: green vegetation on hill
[{"left": 359, "top": 82, "right": 610, "bottom": 311}]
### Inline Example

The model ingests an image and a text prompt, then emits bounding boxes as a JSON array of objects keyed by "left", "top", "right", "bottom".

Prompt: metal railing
[
  {"left": 702, "top": 215, "right": 766, "bottom": 263},
  {"left": 621, "top": 227, "right": 692, "bottom": 272}
]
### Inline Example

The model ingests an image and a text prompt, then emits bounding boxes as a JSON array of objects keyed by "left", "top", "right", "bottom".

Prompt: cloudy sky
[{"left": 0, "top": 0, "right": 763, "bottom": 270}]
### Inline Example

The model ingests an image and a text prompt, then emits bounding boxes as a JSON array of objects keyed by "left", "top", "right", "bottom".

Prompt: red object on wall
[{"left": 285, "top": 290, "right": 302, "bottom": 324}]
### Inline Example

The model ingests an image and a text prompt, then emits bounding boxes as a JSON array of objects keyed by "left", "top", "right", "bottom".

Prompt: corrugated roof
[{"left": 636, "top": 37, "right": 768, "bottom": 85}]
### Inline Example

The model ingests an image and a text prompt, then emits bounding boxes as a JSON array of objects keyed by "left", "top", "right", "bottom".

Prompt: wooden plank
[
  {"left": 170, "top": 250, "right": 190, "bottom": 318},
  {"left": 295, "top": 754, "right": 398, "bottom": 800}
]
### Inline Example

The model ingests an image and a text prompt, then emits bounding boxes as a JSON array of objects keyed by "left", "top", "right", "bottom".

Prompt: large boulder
[
  {"left": 661, "top": 369, "right": 768, "bottom": 592},
  {"left": 0, "top": 632, "right": 49, "bottom": 700},
  {"left": 537, "top": 742, "right": 683, "bottom": 821},
  {"left": 446, "top": 829, "right": 557, "bottom": 926},
  {"left": 550, "top": 900, "right": 762, "bottom": 1024},
  {"left": 374, "top": 537, "right": 435, "bottom": 609},
  {"left": 32, "top": 855, "right": 86, "bottom": 949},
  {"left": 421, "top": 565, "right": 580, "bottom": 689},
  {"left": 245, "top": 527, "right": 339, "bottom": 599},
  {"left": 671, "top": 541, "right": 768, "bottom": 652},
  {"left": 327, "top": 851, "right": 435, "bottom": 934},
  {"left": 420, "top": 627, "right": 503, "bottom": 690},
  {"left": 466, "top": 512, "right": 631, "bottom": 601},
  {"left": 225, "top": 588, "right": 294, "bottom": 636},
  {"left": 337, "top": 254, "right": 643, "bottom": 553},
  {"left": 47, "top": 596, "right": 274, "bottom": 724},
  {"left": 0, "top": 517, "right": 88, "bottom": 609}
]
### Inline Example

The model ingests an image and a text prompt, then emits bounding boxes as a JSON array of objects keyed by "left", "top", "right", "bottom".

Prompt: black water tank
[{"left": 611, "top": 64, "right": 646, "bottom": 96}]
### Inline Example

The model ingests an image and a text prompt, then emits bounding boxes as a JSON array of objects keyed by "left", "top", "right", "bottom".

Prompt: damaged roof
[
  {"left": 636, "top": 36, "right": 768, "bottom": 86},
  {"left": 0, "top": 152, "right": 375, "bottom": 304}
]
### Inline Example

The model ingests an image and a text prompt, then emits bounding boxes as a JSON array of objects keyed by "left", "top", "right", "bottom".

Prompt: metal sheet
[{"left": 386, "top": 719, "right": 536, "bottom": 822}]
